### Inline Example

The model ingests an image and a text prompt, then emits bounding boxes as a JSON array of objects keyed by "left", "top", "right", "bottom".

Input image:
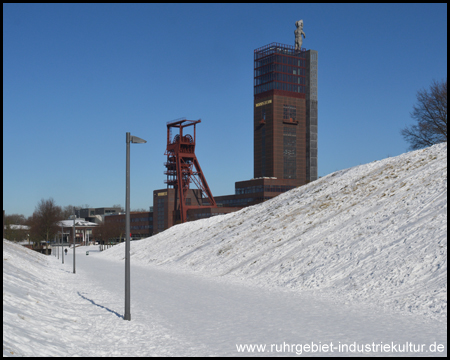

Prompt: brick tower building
[{"left": 253, "top": 43, "right": 318, "bottom": 185}]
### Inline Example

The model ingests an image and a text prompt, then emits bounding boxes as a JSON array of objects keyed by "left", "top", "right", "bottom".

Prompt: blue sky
[{"left": 3, "top": 3, "right": 447, "bottom": 218}]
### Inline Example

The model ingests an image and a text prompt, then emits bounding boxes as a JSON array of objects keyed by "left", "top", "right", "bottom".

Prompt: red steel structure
[{"left": 164, "top": 118, "right": 216, "bottom": 223}]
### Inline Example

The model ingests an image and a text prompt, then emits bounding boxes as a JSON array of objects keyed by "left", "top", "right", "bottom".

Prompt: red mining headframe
[{"left": 164, "top": 118, "right": 217, "bottom": 223}]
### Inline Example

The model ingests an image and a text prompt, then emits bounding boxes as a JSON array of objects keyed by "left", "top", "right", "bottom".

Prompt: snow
[
  {"left": 6, "top": 225, "right": 30, "bottom": 230},
  {"left": 57, "top": 219, "right": 98, "bottom": 227},
  {"left": 3, "top": 143, "right": 447, "bottom": 356}
]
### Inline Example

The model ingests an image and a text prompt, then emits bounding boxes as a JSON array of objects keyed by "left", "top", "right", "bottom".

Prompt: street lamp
[
  {"left": 73, "top": 214, "right": 76, "bottom": 274},
  {"left": 125, "top": 132, "right": 147, "bottom": 321},
  {"left": 61, "top": 224, "right": 64, "bottom": 264}
]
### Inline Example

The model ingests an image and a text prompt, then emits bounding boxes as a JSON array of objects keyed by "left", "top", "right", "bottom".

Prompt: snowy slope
[
  {"left": 3, "top": 240, "right": 72, "bottom": 356},
  {"left": 105, "top": 143, "right": 447, "bottom": 321}
]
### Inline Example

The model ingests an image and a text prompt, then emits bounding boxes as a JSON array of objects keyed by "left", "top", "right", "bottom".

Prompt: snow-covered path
[{"left": 57, "top": 246, "right": 446, "bottom": 356}]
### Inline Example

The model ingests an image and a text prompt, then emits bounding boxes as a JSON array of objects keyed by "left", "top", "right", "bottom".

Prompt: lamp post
[
  {"left": 61, "top": 224, "right": 64, "bottom": 264},
  {"left": 73, "top": 215, "right": 76, "bottom": 274},
  {"left": 125, "top": 132, "right": 147, "bottom": 321}
]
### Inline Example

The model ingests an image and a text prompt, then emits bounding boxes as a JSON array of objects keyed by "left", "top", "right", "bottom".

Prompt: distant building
[
  {"left": 57, "top": 219, "right": 98, "bottom": 245},
  {"left": 104, "top": 211, "right": 153, "bottom": 240},
  {"left": 152, "top": 189, "right": 238, "bottom": 235},
  {"left": 213, "top": 43, "right": 318, "bottom": 214},
  {"left": 253, "top": 42, "right": 318, "bottom": 184},
  {"left": 214, "top": 178, "right": 297, "bottom": 207},
  {"left": 75, "top": 207, "right": 122, "bottom": 224}
]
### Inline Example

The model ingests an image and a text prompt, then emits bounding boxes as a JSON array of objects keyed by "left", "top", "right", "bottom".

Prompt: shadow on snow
[{"left": 77, "top": 291, "right": 123, "bottom": 319}]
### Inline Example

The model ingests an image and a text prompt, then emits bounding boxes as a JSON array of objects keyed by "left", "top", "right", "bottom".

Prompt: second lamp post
[{"left": 124, "top": 132, "right": 147, "bottom": 321}]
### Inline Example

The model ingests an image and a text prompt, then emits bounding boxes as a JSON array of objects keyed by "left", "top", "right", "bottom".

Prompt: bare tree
[
  {"left": 61, "top": 205, "right": 78, "bottom": 219},
  {"left": 27, "top": 214, "right": 38, "bottom": 246},
  {"left": 92, "top": 222, "right": 105, "bottom": 249},
  {"left": 131, "top": 208, "right": 148, "bottom": 212},
  {"left": 401, "top": 78, "right": 447, "bottom": 150},
  {"left": 93, "top": 220, "right": 124, "bottom": 249},
  {"left": 3, "top": 213, "right": 28, "bottom": 242},
  {"left": 29, "top": 198, "right": 62, "bottom": 254},
  {"left": 112, "top": 204, "right": 124, "bottom": 212},
  {"left": 110, "top": 220, "right": 125, "bottom": 243},
  {"left": 5, "top": 213, "right": 27, "bottom": 225}
]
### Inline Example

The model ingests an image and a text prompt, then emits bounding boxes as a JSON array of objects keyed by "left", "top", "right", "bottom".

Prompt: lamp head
[{"left": 131, "top": 135, "right": 147, "bottom": 144}]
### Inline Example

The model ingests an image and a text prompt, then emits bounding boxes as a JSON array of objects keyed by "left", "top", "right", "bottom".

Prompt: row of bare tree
[
  {"left": 92, "top": 220, "right": 125, "bottom": 246},
  {"left": 4, "top": 199, "right": 127, "bottom": 249}
]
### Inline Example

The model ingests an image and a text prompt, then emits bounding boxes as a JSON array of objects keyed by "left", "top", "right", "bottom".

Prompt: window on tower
[
  {"left": 283, "top": 105, "right": 296, "bottom": 121},
  {"left": 283, "top": 127, "right": 297, "bottom": 179}
]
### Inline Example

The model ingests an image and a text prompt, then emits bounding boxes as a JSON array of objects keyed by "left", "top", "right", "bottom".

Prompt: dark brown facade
[
  {"left": 153, "top": 188, "right": 203, "bottom": 234},
  {"left": 215, "top": 178, "right": 297, "bottom": 208},
  {"left": 253, "top": 43, "right": 317, "bottom": 186},
  {"left": 254, "top": 94, "right": 307, "bottom": 185},
  {"left": 153, "top": 188, "right": 237, "bottom": 234},
  {"left": 104, "top": 211, "right": 153, "bottom": 240},
  {"left": 187, "top": 206, "right": 241, "bottom": 221}
]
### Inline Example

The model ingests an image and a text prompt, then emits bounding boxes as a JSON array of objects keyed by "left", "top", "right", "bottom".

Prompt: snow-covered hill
[{"left": 105, "top": 143, "right": 447, "bottom": 321}]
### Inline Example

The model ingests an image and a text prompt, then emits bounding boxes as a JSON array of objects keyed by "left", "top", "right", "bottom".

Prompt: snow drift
[{"left": 105, "top": 143, "right": 447, "bottom": 321}]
